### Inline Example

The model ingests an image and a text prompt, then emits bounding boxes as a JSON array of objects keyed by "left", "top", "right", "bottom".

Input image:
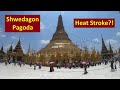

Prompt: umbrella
[
  {"left": 49, "top": 62, "right": 55, "bottom": 64},
  {"left": 82, "top": 61, "right": 86, "bottom": 64}
]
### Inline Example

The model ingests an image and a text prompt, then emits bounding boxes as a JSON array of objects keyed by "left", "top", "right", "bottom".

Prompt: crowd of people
[
  {"left": 0, "top": 58, "right": 42, "bottom": 70},
  {"left": 0, "top": 56, "right": 120, "bottom": 74},
  {"left": 49, "top": 57, "right": 120, "bottom": 74},
  {"left": 110, "top": 57, "right": 120, "bottom": 72}
]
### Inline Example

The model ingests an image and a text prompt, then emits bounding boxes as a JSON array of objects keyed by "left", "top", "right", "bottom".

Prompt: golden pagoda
[{"left": 37, "top": 15, "right": 81, "bottom": 64}]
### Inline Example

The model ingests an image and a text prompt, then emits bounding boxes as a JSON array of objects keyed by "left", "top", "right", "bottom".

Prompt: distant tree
[
  {"left": 90, "top": 48, "right": 96, "bottom": 62},
  {"left": 96, "top": 51, "right": 101, "bottom": 61},
  {"left": 82, "top": 47, "right": 90, "bottom": 62},
  {"left": 40, "top": 54, "right": 45, "bottom": 63},
  {"left": 75, "top": 53, "right": 81, "bottom": 61}
]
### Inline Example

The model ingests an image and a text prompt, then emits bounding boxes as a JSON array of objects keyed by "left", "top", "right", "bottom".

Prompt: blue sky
[{"left": 0, "top": 11, "right": 120, "bottom": 53}]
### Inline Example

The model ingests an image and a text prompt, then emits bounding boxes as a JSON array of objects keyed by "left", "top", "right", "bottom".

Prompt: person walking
[
  {"left": 5, "top": 58, "right": 7, "bottom": 66},
  {"left": 118, "top": 58, "right": 120, "bottom": 68},
  {"left": 19, "top": 60, "right": 22, "bottom": 67},
  {"left": 82, "top": 61, "right": 88, "bottom": 74},
  {"left": 34, "top": 63, "right": 36, "bottom": 70},
  {"left": 114, "top": 60, "right": 117, "bottom": 70},
  {"left": 56, "top": 62, "right": 61, "bottom": 69},
  {"left": 38, "top": 62, "right": 42, "bottom": 69},
  {"left": 56, "top": 63, "right": 59, "bottom": 69},
  {"left": 49, "top": 61, "right": 54, "bottom": 72},
  {"left": 30, "top": 61, "right": 32, "bottom": 67},
  {"left": 14, "top": 60, "right": 16, "bottom": 66},
  {"left": 110, "top": 59, "right": 114, "bottom": 72}
]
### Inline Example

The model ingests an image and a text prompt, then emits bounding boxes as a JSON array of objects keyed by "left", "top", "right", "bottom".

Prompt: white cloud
[
  {"left": 11, "top": 36, "right": 17, "bottom": 39},
  {"left": 88, "top": 44, "right": 94, "bottom": 51},
  {"left": 93, "top": 38, "right": 99, "bottom": 42},
  {"left": 40, "top": 40, "right": 50, "bottom": 45},
  {"left": 40, "top": 22, "right": 46, "bottom": 30},
  {"left": 106, "top": 39, "right": 119, "bottom": 51},
  {"left": 4, "top": 44, "right": 11, "bottom": 51},
  {"left": 116, "top": 32, "right": 120, "bottom": 36},
  {"left": 0, "top": 34, "right": 6, "bottom": 38},
  {"left": 106, "top": 39, "right": 117, "bottom": 45},
  {"left": 4, "top": 44, "right": 15, "bottom": 53}
]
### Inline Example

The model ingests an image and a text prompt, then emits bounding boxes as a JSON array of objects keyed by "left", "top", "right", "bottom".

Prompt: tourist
[
  {"left": 8, "top": 59, "right": 11, "bottom": 64},
  {"left": 91, "top": 62, "right": 94, "bottom": 67},
  {"left": 92, "top": 62, "right": 94, "bottom": 66},
  {"left": 114, "top": 60, "right": 117, "bottom": 70},
  {"left": 5, "top": 58, "right": 7, "bottom": 66},
  {"left": 105, "top": 59, "right": 108, "bottom": 65},
  {"left": 87, "top": 62, "right": 90, "bottom": 68},
  {"left": 102, "top": 59, "right": 104, "bottom": 64},
  {"left": 100, "top": 61, "right": 102, "bottom": 65},
  {"left": 19, "top": 60, "right": 22, "bottom": 67},
  {"left": 94, "top": 62, "right": 96, "bottom": 66},
  {"left": 34, "top": 63, "right": 36, "bottom": 70},
  {"left": 119, "top": 59, "right": 120, "bottom": 68},
  {"left": 38, "top": 62, "right": 42, "bottom": 69},
  {"left": 80, "top": 61, "right": 83, "bottom": 68},
  {"left": 59, "top": 62, "right": 61, "bottom": 69},
  {"left": 68, "top": 63, "right": 72, "bottom": 69},
  {"left": 56, "top": 63, "right": 59, "bottom": 69},
  {"left": 82, "top": 61, "right": 88, "bottom": 74},
  {"left": 76, "top": 61, "right": 79, "bottom": 68},
  {"left": 75, "top": 61, "right": 78, "bottom": 68},
  {"left": 56, "top": 62, "right": 61, "bottom": 69},
  {"left": 110, "top": 59, "right": 114, "bottom": 72},
  {"left": 14, "top": 60, "right": 17, "bottom": 66},
  {"left": 12, "top": 59, "right": 16, "bottom": 66},
  {"left": 72, "top": 62, "right": 76, "bottom": 68},
  {"left": 49, "top": 61, "right": 54, "bottom": 72},
  {"left": 64, "top": 62, "right": 68, "bottom": 68},
  {"left": 30, "top": 62, "right": 32, "bottom": 67}
]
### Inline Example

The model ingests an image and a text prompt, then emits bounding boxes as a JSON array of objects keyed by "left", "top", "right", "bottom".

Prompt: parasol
[
  {"left": 82, "top": 61, "right": 86, "bottom": 64},
  {"left": 49, "top": 62, "right": 55, "bottom": 64}
]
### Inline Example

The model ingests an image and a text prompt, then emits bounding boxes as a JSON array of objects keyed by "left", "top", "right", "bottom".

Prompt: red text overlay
[
  {"left": 74, "top": 18, "right": 115, "bottom": 28},
  {"left": 5, "top": 15, "right": 40, "bottom": 32}
]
